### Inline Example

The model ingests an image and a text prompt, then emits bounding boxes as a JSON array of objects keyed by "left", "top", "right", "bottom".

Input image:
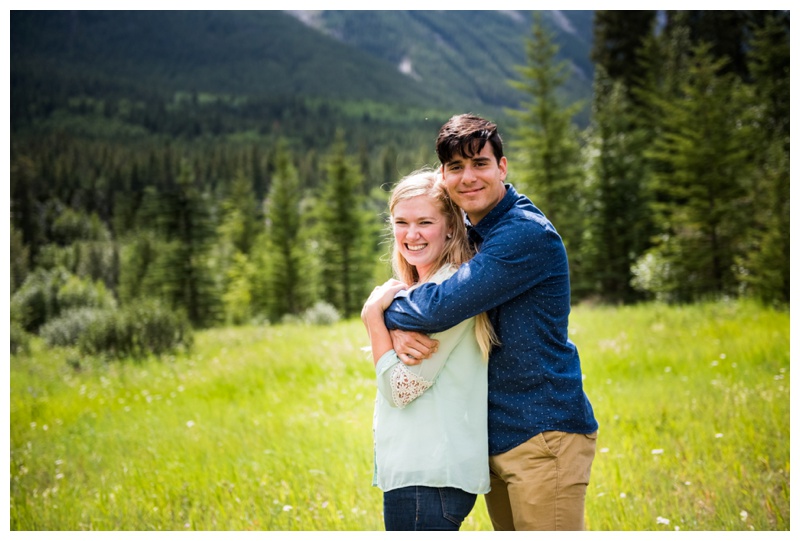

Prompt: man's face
[{"left": 440, "top": 143, "right": 507, "bottom": 224}]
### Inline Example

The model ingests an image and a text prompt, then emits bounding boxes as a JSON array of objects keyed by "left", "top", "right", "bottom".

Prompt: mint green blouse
[{"left": 371, "top": 266, "right": 489, "bottom": 494}]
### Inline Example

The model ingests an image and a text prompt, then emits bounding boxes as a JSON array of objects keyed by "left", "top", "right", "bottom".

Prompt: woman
[{"left": 361, "top": 169, "right": 498, "bottom": 531}]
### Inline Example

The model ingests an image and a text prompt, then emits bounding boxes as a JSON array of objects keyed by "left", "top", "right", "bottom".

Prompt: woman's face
[{"left": 392, "top": 195, "right": 450, "bottom": 281}]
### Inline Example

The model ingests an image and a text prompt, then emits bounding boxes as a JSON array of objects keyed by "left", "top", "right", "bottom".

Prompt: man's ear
[{"left": 498, "top": 156, "right": 508, "bottom": 181}]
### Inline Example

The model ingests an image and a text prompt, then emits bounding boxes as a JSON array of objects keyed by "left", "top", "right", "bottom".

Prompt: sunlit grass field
[{"left": 10, "top": 300, "right": 790, "bottom": 530}]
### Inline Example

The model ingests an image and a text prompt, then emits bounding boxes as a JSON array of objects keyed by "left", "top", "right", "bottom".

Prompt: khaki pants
[{"left": 486, "top": 430, "right": 598, "bottom": 531}]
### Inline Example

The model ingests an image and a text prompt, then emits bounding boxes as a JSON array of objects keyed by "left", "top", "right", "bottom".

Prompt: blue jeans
[{"left": 383, "top": 486, "right": 477, "bottom": 531}]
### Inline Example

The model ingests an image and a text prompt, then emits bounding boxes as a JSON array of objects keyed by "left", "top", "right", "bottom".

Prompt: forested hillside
[
  {"left": 11, "top": 11, "right": 594, "bottom": 121},
  {"left": 286, "top": 10, "right": 595, "bottom": 111},
  {"left": 10, "top": 10, "right": 789, "bottom": 360}
]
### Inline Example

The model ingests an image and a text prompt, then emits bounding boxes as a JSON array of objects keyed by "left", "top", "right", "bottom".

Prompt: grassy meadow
[{"left": 9, "top": 300, "right": 790, "bottom": 531}]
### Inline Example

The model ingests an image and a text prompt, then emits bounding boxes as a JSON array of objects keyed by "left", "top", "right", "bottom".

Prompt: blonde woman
[{"left": 361, "top": 169, "right": 497, "bottom": 531}]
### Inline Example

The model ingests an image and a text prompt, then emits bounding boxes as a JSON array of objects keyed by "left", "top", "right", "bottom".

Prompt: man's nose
[{"left": 462, "top": 164, "right": 477, "bottom": 182}]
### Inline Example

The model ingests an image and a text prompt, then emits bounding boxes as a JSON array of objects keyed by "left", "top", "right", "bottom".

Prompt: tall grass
[{"left": 10, "top": 300, "right": 789, "bottom": 530}]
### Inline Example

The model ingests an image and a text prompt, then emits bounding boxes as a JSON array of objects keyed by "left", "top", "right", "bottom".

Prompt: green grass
[{"left": 10, "top": 300, "right": 790, "bottom": 530}]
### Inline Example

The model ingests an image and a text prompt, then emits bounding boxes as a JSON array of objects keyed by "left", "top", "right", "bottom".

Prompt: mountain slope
[
  {"left": 287, "top": 10, "right": 595, "bottom": 110},
  {"left": 11, "top": 10, "right": 448, "bottom": 108},
  {"left": 11, "top": 10, "right": 595, "bottom": 124}
]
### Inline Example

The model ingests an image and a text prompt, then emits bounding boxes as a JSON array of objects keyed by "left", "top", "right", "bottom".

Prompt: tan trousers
[{"left": 485, "top": 430, "right": 598, "bottom": 531}]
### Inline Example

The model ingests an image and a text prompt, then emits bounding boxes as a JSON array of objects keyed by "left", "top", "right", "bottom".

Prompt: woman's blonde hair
[{"left": 388, "top": 168, "right": 498, "bottom": 361}]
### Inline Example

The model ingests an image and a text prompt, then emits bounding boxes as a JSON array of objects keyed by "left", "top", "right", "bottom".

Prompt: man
[{"left": 383, "top": 114, "right": 598, "bottom": 531}]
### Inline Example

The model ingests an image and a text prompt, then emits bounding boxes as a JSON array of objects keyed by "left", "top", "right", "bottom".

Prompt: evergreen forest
[{"left": 9, "top": 10, "right": 790, "bottom": 359}]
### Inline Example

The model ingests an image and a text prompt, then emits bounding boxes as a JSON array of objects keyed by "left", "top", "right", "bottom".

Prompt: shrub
[
  {"left": 39, "top": 307, "right": 109, "bottom": 348},
  {"left": 79, "top": 300, "right": 193, "bottom": 359},
  {"left": 11, "top": 267, "right": 116, "bottom": 332},
  {"left": 301, "top": 301, "right": 341, "bottom": 326},
  {"left": 10, "top": 321, "right": 32, "bottom": 355},
  {"left": 280, "top": 313, "right": 302, "bottom": 325},
  {"left": 57, "top": 274, "right": 117, "bottom": 312},
  {"left": 10, "top": 267, "right": 70, "bottom": 332}
]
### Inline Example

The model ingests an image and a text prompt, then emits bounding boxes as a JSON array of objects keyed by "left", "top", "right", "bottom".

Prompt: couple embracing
[{"left": 361, "top": 114, "right": 599, "bottom": 531}]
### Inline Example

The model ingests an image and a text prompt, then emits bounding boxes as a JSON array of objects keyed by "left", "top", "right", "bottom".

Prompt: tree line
[
  {"left": 508, "top": 10, "right": 788, "bottom": 305},
  {"left": 10, "top": 10, "right": 789, "bottom": 358}
]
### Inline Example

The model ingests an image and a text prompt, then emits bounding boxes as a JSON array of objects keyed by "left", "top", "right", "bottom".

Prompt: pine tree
[
  {"left": 316, "top": 131, "right": 377, "bottom": 317},
  {"left": 582, "top": 72, "right": 653, "bottom": 303},
  {"left": 265, "top": 140, "right": 306, "bottom": 319},
  {"left": 591, "top": 10, "right": 656, "bottom": 104},
  {"left": 583, "top": 11, "right": 662, "bottom": 303},
  {"left": 638, "top": 44, "right": 750, "bottom": 301},
  {"left": 218, "top": 169, "right": 261, "bottom": 257},
  {"left": 10, "top": 223, "right": 30, "bottom": 295},
  {"left": 507, "top": 12, "right": 587, "bottom": 297},
  {"left": 735, "top": 12, "right": 789, "bottom": 304},
  {"left": 213, "top": 169, "right": 263, "bottom": 324},
  {"left": 148, "top": 162, "right": 221, "bottom": 327}
]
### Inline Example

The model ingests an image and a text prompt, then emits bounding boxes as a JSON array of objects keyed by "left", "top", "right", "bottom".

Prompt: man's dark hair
[{"left": 435, "top": 114, "right": 505, "bottom": 166}]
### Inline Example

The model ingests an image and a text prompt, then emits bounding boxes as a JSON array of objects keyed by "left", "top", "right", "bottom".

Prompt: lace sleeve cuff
[{"left": 389, "top": 363, "right": 434, "bottom": 408}]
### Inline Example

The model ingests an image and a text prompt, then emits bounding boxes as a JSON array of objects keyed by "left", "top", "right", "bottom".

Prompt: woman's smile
[{"left": 392, "top": 196, "right": 450, "bottom": 282}]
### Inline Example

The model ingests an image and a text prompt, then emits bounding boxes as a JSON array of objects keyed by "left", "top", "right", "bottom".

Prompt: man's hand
[{"left": 390, "top": 329, "right": 438, "bottom": 366}]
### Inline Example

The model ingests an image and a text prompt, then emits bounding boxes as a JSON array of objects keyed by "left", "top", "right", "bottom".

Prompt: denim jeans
[{"left": 383, "top": 486, "right": 477, "bottom": 531}]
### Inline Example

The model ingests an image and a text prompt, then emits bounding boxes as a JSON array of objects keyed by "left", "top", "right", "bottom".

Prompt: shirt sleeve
[
  {"left": 375, "top": 317, "right": 474, "bottom": 408},
  {"left": 383, "top": 216, "right": 567, "bottom": 333}
]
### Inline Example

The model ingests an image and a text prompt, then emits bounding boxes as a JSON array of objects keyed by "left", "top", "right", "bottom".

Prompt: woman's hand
[
  {"left": 361, "top": 279, "right": 409, "bottom": 365},
  {"left": 361, "top": 279, "right": 408, "bottom": 321}
]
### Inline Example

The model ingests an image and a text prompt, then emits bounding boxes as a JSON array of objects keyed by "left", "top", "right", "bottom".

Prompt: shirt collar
[{"left": 466, "top": 183, "right": 517, "bottom": 238}]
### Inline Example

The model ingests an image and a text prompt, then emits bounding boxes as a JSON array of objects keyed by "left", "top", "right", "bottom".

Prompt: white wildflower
[
  {"left": 652, "top": 449, "right": 664, "bottom": 455},
  {"left": 186, "top": 420, "right": 195, "bottom": 428},
  {"left": 657, "top": 516, "right": 670, "bottom": 525}
]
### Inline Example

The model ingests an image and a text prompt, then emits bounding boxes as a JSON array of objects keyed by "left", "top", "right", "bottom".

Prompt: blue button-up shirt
[{"left": 384, "top": 184, "right": 598, "bottom": 455}]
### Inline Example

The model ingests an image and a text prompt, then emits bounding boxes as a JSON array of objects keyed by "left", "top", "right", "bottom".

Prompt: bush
[
  {"left": 11, "top": 267, "right": 116, "bottom": 332},
  {"left": 301, "top": 301, "right": 340, "bottom": 326},
  {"left": 79, "top": 300, "right": 193, "bottom": 359},
  {"left": 10, "top": 267, "right": 69, "bottom": 332},
  {"left": 280, "top": 313, "right": 302, "bottom": 325},
  {"left": 57, "top": 274, "right": 117, "bottom": 313},
  {"left": 39, "top": 307, "right": 109, "bottom": 348},
  {"left": 10, "top": 321, "right": 32, "bottom": 355}
]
